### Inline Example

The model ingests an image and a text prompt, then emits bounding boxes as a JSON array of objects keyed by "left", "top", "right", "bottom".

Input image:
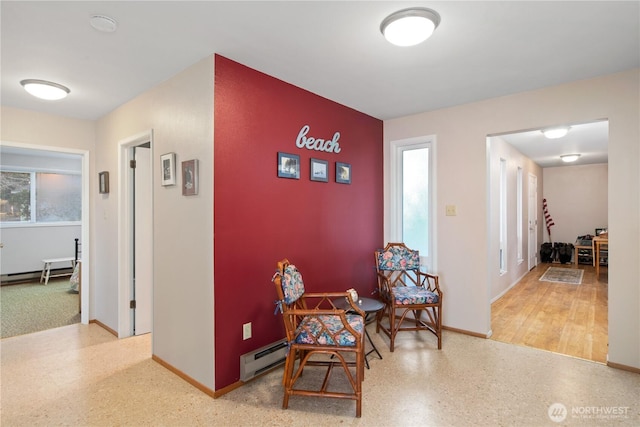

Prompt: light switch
[{"left": 445, "top": 205, "right": 457, "bottom": 216}]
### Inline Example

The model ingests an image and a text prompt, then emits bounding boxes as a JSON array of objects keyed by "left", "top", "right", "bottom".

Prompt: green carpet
[{"left": 1, "top": 279, "right": 80, "bottom": 339}]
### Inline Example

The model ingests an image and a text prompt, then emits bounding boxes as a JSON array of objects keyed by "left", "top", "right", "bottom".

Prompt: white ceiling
[
  {"left": 498, "top": 120, "right": 609, "bottom": 168},
  {"left": 2, "top": 1, "right": 638, "bottom": 166}
]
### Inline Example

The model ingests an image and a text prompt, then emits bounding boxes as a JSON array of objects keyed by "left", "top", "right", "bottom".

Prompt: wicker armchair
[
  {"left": 375, "top": 243, "right": 443, "bottom": 351},
  {"left": 272, "top": 259, "right": 366, "bottom": 417}
]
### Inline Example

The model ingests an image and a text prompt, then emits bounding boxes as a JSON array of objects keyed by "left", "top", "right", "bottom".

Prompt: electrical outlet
[
  {"left": 243, "top": 322, "right": 252, "bottom": 340},
  {"left": 445, "top": 205, "right": 457, "bottom": 216}
]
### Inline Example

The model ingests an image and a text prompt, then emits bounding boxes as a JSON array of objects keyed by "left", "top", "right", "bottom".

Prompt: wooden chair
[
  {"left": 374, "top": 243, "right": 443, "bottom": 351},
  {"left": 272, "top": 259, "right": 365, "bottom": 417}
]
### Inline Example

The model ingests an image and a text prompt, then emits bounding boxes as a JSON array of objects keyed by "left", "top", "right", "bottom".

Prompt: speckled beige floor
[{"left": 1, "top": 323, "right": 638, "bottom": 426}]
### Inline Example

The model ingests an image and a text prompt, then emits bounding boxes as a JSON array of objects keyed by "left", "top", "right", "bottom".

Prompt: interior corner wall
[
  {"left": 213, "top": 55, "right": 383, "bottom": 390},
  {"left": 383, "top": 69, "right": 640, "bottom": 369},
  {"left": 542, "top": 164, "right": 608, "bottom": 244},
  {"left": 95, "top": 56, "right": 214, "bottom": 389}
]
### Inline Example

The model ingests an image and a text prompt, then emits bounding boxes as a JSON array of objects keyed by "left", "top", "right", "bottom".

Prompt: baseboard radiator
[
  {"left": 240, "top": 339, "right": 287, "bottom": 382},
  {"left": 1, "top": 270, "right": 44, "bottom": 285}
]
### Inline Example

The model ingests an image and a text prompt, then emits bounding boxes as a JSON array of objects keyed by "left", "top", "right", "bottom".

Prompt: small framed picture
[
  {"left": 277, "top": 152, "right": 300, "bottom": 179},
  {"left": 161, "top": 153, "right": 176, "bottom": 186},
  {"left": 310, "top": 158, "right": 329, "bottom": 182},
  {"left": 336, "top": 162, "right": 351, "bottom": 184},
  {"left": 98, "top": 171, "right": 109, "bottom": 194},
  {"left": 182, "top": 159, "right": 199, "bottom": 196}
]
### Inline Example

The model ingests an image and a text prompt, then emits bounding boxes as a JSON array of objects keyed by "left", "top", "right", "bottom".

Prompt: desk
[
  {"left": 334, "top": 296, "right": 384, "bottom": 369},
  {"left": 593, "top": 235, "right": 608, "bottom": 277}
]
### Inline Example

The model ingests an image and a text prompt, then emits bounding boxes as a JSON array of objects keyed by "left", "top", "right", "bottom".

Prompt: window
[
  {"left": 0, "top": 171, "right": 81, "bottom": 224},
  {"left": 391, "top": 138, "right": 434, "bottom": 270},
  {"left": 0, "top": 172, "right": 30, "bottom": 221}
]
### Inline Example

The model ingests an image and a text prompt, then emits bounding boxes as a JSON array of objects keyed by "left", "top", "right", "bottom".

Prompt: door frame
[
  {"left": 132, "top": 143, "right": 153, "bottom": 335},
  {"left": 117, "top": 130, "right": 154, "bottom": 338},
  {"left": 0, "top": 140, "right": 90, "bottom": 323},
  {"left": 388, "top": 134, "right": 438, "bottom": 272},
  {"left": 528, "top": 173, "right": 538, "bottom": 270}
]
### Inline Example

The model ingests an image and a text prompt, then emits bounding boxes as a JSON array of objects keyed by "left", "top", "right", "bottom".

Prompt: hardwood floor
[{"left": 491, "top": 262, "right": 608, "bottom": 363}]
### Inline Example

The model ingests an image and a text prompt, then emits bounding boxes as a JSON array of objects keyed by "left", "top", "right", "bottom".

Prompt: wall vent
[{"left": 240, "top": 339, "right": 287, "bottom": 382}]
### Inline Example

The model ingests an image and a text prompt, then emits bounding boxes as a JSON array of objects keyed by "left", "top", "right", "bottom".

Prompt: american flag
[{"left": 543, "top": 198, "right": 555, "bottom": 235}]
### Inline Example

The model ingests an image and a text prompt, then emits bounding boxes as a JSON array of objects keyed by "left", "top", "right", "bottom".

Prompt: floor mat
[{"left": 539, "top": 267, "right": 584, "bottom": 285}]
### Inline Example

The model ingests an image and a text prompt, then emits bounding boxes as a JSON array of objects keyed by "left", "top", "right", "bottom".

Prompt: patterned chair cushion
[
  {"left": 392, "top": 286, "right": 439, "bottom": 305},
  {"left": 295, "top": 314, "right": 364, "bottom": 346},
  {"left": 282, "top": 264, "right": 305, "bottom": 304},
  {"left": 378, "top": 246, "right": 420, "bottom": 271}
]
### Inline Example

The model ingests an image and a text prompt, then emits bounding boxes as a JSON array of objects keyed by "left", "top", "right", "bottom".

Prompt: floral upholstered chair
[
  {"left": 375, "top": 243, "right": 443, "bottom": 351},
  {"left": 272, "top": 259, "right": 365, "bottom": 417}
]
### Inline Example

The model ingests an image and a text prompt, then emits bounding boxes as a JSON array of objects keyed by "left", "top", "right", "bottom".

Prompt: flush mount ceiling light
[
  {"left": 380, "top": 7, "right": 441, "bottom": 46},
  {"left": 90, "top": 14, "right": 118, "bottom": 33},
  {"left": 542, "top": 126, "right": 571, "bottom": 139},
  {"left": 561, "top": 154, "right": 581, "bottom": 163},
  {"left": 20, "top": 79, "right": 70, "bottom": 100}
]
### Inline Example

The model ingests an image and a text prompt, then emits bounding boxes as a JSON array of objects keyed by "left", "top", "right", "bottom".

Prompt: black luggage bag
[
  {"left": 556, "top": 242, "right": 574, "bottom": 264},
  {"left": 540, "top": 242, "right": 553, "bottom": 262}
]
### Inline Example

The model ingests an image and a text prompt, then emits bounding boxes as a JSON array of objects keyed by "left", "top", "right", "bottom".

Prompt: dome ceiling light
[
  {"left": 20, "top": 79, "right": 70, "bottom": 100},
  {"left": 561, "top": 154, "right": 581, "bottom": 163},
  {"left": 90, "top": 14, "right": 118, "bottom": 33},
  {"left": 542, "top": 127, "right": 571, "bottom": 139},
  {"left": 380, "top": 7, "right": 441, "bottom": 47}
]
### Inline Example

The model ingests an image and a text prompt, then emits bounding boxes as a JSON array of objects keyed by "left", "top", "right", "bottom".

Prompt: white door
[
  {"left": 528, "top": 173, "right": 538, "bottom": 270},
  {"left": 133, "top": 144, "right": 152, "bottom": 335}
]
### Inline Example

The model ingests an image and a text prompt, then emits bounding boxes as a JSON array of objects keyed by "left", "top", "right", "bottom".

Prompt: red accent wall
[{"left": 213, "top": 55, "right": 383, "bottom": 389}]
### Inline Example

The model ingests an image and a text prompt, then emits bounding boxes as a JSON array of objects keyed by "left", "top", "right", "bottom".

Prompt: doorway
[
  {"left": 0, "top": 142, "right": 90, "bottom": 329},
  {"left": 488, "top": 120, "right": 609, "bottom": 363},
  {"left": 118, "top": 131, "right": 153, "bottom": 337}
]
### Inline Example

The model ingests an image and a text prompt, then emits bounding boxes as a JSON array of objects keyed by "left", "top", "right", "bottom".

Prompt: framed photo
[
  {"left": 98, "top": 171, "right": 109, "bottom": 194},
  {"left": 277, "top": 152, "right": 300, "bottom": 179},
  {"left": 161, "top": 153, "right": 176, "bottom": 186},
  {"left": 182, "top": 159, "right": 199, "bottom": 196},
  {"left": 336, "top": 162, "right": 351, "bottom": 184},
  {"left": 310, "top": 158, "right": 329, "bottom": 182}
]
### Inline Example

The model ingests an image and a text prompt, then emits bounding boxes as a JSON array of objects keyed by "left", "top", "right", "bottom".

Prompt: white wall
[
  {"left": 542, "top": 164, "right": 608, "bottom": 244},
  {"left": 0, "top": 108, "right": 95, "bottom": 152},
  {"left": 1, "top": 151, "right": 81, "bottom": 171},
  {"left": 488, "top": 136, "right": 543, "bottom": 300},
  {"left": 384, "top": 69, "right": 640, "bottom": 369},
  {"left": 95, "top": 56, "right": 214, "bottom": 389},
  {"left": 1, "top": 225, "right": 80, "bottom": 276}
]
